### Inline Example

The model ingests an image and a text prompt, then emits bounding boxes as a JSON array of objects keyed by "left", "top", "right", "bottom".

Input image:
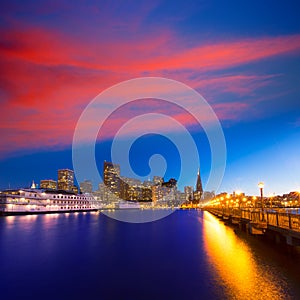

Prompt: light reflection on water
[{"left": 202, "top": 211, "right": 292, "bottom": 299}]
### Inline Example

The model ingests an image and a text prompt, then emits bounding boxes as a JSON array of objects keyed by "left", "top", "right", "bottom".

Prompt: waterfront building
[
  {"left": 127, "top": 184, "right": 142, "bottom": 201},
  {"left": 118, "top": 177, "right": 153, "bottom": 202},
  {"left": 80, "top": 180, "right": 93, "bottom": 193},
  {"left": 58, "top": 169, "right": 74, "bottom": 191},
  {"left": 143, "top": 179, "right": 154, "bottom": 188},
  {"left": 184, "top": 186, "right": 194, "bottom": 201},
  {"left": 40, "top": 179, "right": 57, "bottom": 190},
  {"left": 92, "top": 183, "right": 106, "bottom": 202},
  {"left": 141, "top": 185, "right": 152, "bottom": 202},
  {"left": 103, "top": 161, "right": 121, "bottom": 199},
  {"left": 152, "top": 185, "right": 163, "bottom": 203},
  {"left": 152, "top": 178, "right": 177, "bottom": 205},
  {"left": 142, "top": 180, "right": 153, "bottom": 202},
  {"left": 153, "top": 176, "right": 164, "bottom": 185},
  {"left": 71, "top": 185, "right": 79, "bottom": 194},
  {"left": 176, "top": 191, "right": 186, "bottom": 203}
]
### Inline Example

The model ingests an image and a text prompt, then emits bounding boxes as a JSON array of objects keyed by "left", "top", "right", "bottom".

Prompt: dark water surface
[{"left": 0, "top": 210, "right": 299, "bottom": 299}]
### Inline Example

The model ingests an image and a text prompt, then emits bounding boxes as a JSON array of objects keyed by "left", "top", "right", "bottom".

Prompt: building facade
[
  {"left": 184, "top": 186, "right": 194, "bottom": 202},
  {"left": 58, "top": 169, "right": 74, "bottom": 191},
  {"left": 193, "top": 168, "right": 203, "bottom": 203},
  {"left": 40, "top": 179, "right": 57, "bottom": 190},
  {"left": 80, "top": 180, "right": 93, "bottom": 194},
  {"left": 103, "top": 161, "right": 121, "bottom": 199},
  {"left": 153, "top": 176, "right": 164, "bottom": 186}
]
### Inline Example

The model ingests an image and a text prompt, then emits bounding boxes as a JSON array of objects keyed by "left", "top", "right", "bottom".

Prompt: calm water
[{"left": 0, "top": 210, "right": 299, "bottom": 299}]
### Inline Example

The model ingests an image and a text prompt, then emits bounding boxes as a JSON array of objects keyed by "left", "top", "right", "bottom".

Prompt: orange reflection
[
  {"left": 41, "top": 213, "right": 60, "bottom": 230},
  {"left": 202, "top": 211, "right": 287, "bottom": 299},
  {"left": 24, "top": 214, "right": 38, "bottom": 221},
  {"left": 5, "top": 215, "right": 15, "bottom": 224}
]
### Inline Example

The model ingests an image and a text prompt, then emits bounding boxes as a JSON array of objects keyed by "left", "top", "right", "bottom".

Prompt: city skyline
[
  {"left": 3, "top": 160, "right": 299, "bottom": 203},
  {"left": 1, "top": 1, "right": 300, "bottom": 196}
]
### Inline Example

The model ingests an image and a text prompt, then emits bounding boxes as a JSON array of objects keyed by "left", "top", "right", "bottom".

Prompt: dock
[{"left": 205, "top": 207, "right": 300, "bottom": 248}]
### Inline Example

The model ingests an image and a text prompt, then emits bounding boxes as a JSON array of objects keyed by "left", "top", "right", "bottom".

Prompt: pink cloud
[{"left": 1, "top": 23, "right": 300, "bottom": 157}]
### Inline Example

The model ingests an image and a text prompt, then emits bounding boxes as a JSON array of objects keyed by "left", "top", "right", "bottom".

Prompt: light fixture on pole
[{"left": 258, "top": 182, "right": 265, "bottom": 221}]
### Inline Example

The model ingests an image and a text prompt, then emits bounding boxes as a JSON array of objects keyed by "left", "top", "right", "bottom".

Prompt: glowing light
[{"left": 202, "top": 211, "right": 287, "bottom": 299}]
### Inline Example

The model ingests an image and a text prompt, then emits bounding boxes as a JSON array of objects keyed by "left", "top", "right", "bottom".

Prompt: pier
[{"left": 204, "top": 207, "right": 300, "bottom": 248}]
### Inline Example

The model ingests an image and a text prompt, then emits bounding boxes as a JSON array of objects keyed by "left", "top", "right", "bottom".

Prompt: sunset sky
[{"left": 1, "top": 0, "right": 300, "bottom": 195}]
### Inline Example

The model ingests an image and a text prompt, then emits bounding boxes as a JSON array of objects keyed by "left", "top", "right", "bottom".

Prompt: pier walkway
[{"left": 205, "top": 207, "right": 300, "bottom": 247}]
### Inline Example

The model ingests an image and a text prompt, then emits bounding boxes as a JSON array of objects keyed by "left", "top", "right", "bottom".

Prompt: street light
[
  {"left": 258, "top": 182, "right": 265, "bottom": 221},
  {"left": 297, "top": 190, "right": 300, "bottom": 212}
]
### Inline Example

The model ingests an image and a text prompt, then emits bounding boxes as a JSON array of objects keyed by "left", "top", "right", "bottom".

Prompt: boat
[{"left": 0, "top": 188, "right": 102, "bottom": 215}]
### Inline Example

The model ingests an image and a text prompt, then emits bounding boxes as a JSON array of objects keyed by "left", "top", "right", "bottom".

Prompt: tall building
[
  {"left": 80, "top": 180, "right": 93, "bottom": 193},
  {"left": 58, "top": 169, "right": 74, "bottom": 191},
  {"left": 40, "top": 179, "right": 57, "bottom": 190},
  {"left": 153, "top": 176, "right": 163, "bottom": 185},
  {"left": 142, "top": 180, "right": 153, "bottom": 202},
  {"left": 141, "top": 185, "right": 152, "bottom": 202},
  {"left": 92, "top": 183, "right": 106, "bottom": 201},
  {"left": 152, "top": 185, "right": 164, "bottom": 203},
  {"left": 193, "top": 168, "right": 203, "bottom": 203},
  {"left": 103, "top": 161, "right": 121, "bottom": 198},
  {"left": 184, "top": 186, "right": 194, "bottom": 201},
  {"left": 152, "top": 178, "right": 177, "bottom": 205},
  {"left": 71, "top": 185, "right": 79, "bottom": 194}
]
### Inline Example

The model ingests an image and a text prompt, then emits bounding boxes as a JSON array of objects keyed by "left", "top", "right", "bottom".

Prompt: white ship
[{"left": 0, "top": 188, "right": 102, "bottom": 215}]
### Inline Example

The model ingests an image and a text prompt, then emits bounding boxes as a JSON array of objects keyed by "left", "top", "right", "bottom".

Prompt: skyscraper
[
  {"left": 152, "top": 178, "right": 177, "bottom": 205},
  {"left": 80, "top": 180, "right": 93, "bottom": 193},
  {"left": 153, "top": 176, "right": 163, "bottom": 185},
  {"left": 40, "top": 179, "right": 57, "bottom": 190},
  {"left": 58, "top": 169, "right": 74, "bottom": 191},
  {"left": 103, "top": 161, "right": 121, "bottom": 198},
  {"left": 193, "top": 168, "right": 203, "bottom": 203},
  {"left": 184, "top": 186, "right": 194, "bottom": 201}
]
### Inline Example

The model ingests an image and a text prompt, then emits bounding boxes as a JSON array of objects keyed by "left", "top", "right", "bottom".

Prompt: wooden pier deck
[{"left": 205, "top": 208, "right": 300, "bottom": 247}]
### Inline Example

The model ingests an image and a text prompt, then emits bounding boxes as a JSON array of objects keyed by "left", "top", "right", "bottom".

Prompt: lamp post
[
  {"left": 297, "top": 190, "right": 300, "bottom": 213},
  {"left": 258, "top": 182, "right": 265, "bottom": 221}
]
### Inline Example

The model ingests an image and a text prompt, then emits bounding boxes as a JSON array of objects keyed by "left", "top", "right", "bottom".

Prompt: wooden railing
[{"left": 206, "top": 208, "right": 300, "bottom": 232}]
